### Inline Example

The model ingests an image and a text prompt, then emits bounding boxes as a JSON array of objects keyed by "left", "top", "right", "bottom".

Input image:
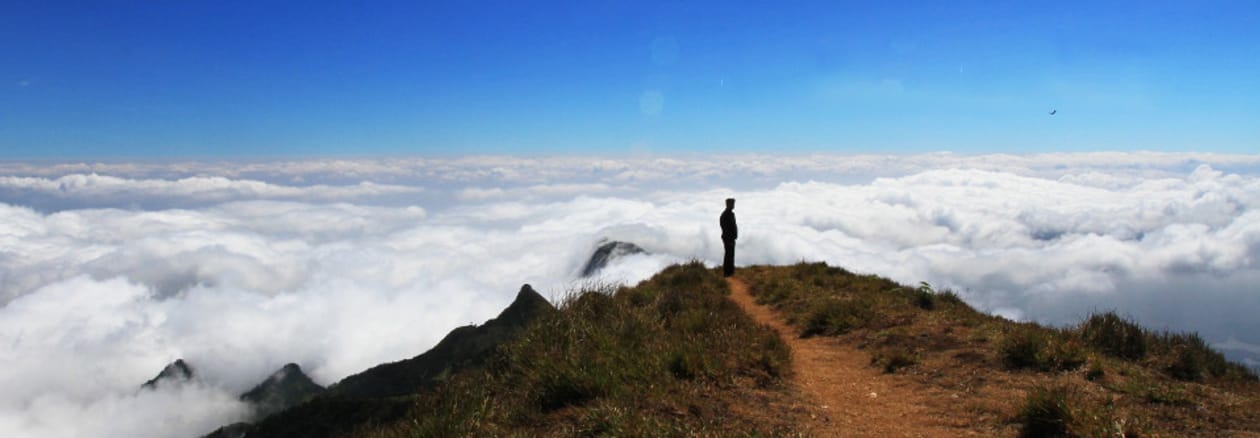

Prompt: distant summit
[
  {"left": 141, "top": 359, "right": 194, "bottom": 389},
  {"left": 141, "top": 359, "right": 324, "bottom": 438},
  {"left": 580, "top": 240, "right": 646, "bottom": 277},
  {"left": 240, "top": 363, "right": 325, "bottom": 419}
]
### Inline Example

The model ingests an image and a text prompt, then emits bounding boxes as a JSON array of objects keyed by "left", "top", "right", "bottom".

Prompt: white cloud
[
  {"left": 1, "top": 153, "right": 1259, "bottom": 436},
  {"left": 0, "top": 174, "right": 422, "bottom": 211},
  {"left": 456, "top": 183, "right": 613, "bottom": 202},
  {"left": 7, "top": 151, "right": 1256, "bottom": 191}
]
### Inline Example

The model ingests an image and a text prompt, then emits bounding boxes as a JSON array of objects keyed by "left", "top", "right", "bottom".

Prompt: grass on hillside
[
  {"left": 742, "top": 261, "right": 1259, "bottom": 436},
  {"left": 355, "top": 262, "right": 804, "bottom": 437}
]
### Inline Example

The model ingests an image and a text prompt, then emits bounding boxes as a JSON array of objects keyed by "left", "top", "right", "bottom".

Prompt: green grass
[
  {"left": 999, "top": 325, "right": 1086, "bottom": 372},
  {"left": 1148, "top": 331, "right": 1256, "bottom": 382},
  {"left": 744, "top": 261, "right": 1255, "bottom": 383},
  {"left": 1016, "top": 385, "right": 1144, "bottom": 438},
  {"left": 1080, "top": 312, "right": 1257, "bottom": 383},
  {"left": 1018, "top": 385, "right": 1074, "bottom": 437},
  {"left": 1111, "top": 375, "right": 1194, "bottom": 406},
  {"left": 745, "top": 262, "right": 973, "bottom": 338},
  {"left": 801, "top": 297, "right": 876, "bottom": 337},
  {"left": 1085, "top": 359, "right": 1105, "bottom": 381},
  {"left": 871, "top": 347, "right": 918, "bottom": 373},
  {"left": 1080, "top": 312, "right": 1147, "bottom": 361}
]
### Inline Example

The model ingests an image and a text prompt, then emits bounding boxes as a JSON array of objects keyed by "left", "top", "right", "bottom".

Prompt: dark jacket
[{"left": 720, "top": 209, "right": 737, "bottom": 240}]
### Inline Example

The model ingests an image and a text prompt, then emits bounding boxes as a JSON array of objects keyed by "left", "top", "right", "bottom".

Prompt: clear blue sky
[{"left": 2, "top": 0, "right": 1258, "bottom": 158}]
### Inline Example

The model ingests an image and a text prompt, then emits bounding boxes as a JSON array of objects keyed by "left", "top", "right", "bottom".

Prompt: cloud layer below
[{"left": 1, "top": 152, "right": 1258, "bottom": 437}]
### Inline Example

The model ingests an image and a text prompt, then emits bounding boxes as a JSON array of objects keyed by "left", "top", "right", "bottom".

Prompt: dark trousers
[{"left": 722, "top": 238, "right": 735, "bottom": 277}]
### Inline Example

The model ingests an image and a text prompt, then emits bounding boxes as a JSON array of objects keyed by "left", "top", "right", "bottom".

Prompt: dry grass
[{"left": 741, "top": 261, "right": 1260, "bottom": 436}]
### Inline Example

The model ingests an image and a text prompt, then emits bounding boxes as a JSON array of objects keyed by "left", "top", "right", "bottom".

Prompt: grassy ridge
[
  {"left": 356, "top": 262, "right": 802, "bottom": 437},
  {"left": 742, "top": 262, "right": 1259, "bottom": 436},
  {"left": 248, "top": 261, "right": 1258, "bottom": 436}
]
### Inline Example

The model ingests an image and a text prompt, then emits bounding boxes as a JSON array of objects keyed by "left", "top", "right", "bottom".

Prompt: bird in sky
[{"left": 1049, "top": 109, "right": 1057, "bottom": 115}]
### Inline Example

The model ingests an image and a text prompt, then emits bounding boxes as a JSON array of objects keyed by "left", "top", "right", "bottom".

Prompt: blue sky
[{"left": 2, "top": 0, "right": 1258, "bottom": 158}]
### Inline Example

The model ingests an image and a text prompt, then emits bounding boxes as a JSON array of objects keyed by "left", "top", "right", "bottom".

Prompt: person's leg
[{"left": 723, "top": 239, "right": 735, "bottom": 277}]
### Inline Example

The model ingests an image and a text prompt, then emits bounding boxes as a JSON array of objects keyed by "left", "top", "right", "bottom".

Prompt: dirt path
[{"left": 726, "top": 277, "right": 981, "bottom": 437}]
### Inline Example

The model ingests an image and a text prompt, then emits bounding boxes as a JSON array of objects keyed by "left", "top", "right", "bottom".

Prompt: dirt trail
[{"left": 726, "top": 277, "right": 980, "bottom": 437}]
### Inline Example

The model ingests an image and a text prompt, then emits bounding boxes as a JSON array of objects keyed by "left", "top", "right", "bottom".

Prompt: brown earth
[{"left": 726, "top": 276, "right": 992, "bottom": 437}]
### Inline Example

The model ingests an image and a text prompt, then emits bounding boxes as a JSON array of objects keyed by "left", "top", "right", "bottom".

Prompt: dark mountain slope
[
  {"left": 212, "top": 284, "right": 557, "bottom": 437},
  {"left": 325, "top": 284, "right": 554, "bottom": 399}
]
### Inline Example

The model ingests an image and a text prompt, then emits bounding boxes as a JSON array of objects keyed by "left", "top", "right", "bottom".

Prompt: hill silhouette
[
  {"left": 197, "top": 261, "right": 1257, "bottom": 436},
  {"left": 141, "top": 359, "right": 194, "bottom": 390}
]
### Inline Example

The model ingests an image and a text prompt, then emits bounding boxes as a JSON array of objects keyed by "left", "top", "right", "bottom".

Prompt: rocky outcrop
[{"left": 580, "top": 240, "right": 646, "bottom": 277}]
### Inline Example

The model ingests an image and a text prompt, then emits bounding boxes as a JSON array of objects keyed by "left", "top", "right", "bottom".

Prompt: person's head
[{"left": 725, "top": 198, "right": 735, "bottom": 209}]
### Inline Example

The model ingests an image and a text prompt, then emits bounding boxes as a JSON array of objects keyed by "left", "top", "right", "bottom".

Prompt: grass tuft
[
  {"left": 913, "top": 282, "right": 937, "bottom": 310},
  {"left": 999, "top": 326, "right": 1086, "bottom": 372},
  {"left": 1085, "top": 359, "right": 1105, "bottom": 381},
  {"left": 1078, "top": 312, "right": 1257, "bottom": 382},
  {"left": 871, "top": 347, "right": 918, "bottom": 373},
  {"left": 1080, "top": 312, "right": 1147, "bottom": 361},
  {"left": 802, "top": 298, "right": 874, "bottom": 337},
  {"left": 1148, "top": 332, "right": 1257, "bottom": 382},
  {"left": 1017, "top": 385, "right": 1137, "bottom": 438},
  {"left": 935, "top": 288, "right": 964, "bottom": 306},
  {"left": 1018, "top": 385, "right": 1073, "bottom": 438}
]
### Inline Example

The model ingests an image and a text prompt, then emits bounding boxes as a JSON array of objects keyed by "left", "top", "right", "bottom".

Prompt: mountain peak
[
  {"left": 504, "top": 284, "right": 550, "bottom": 318},
  {"left": 240, "top": 363, "right": 324, "bottom": 419},
  {"left": 141, "top": 358, "right": 194, "bottom": 389},
  {"left": 517, "top": 283, "right": 541, "bottom": 301}
]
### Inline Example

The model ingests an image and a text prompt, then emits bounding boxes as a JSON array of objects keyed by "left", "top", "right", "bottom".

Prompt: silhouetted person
[{"left": 720, "top": 198, "right": 737, "bottom": 277}]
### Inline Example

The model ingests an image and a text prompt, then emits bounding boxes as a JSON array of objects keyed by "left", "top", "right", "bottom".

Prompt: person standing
[{"left": 720, "top": 198, "right": 737, "bottom": 277}]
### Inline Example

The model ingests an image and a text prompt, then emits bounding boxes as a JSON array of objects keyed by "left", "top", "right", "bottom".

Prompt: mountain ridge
[
  {"left": 324, "top": 284, "right": 554, "bottom": 400},
  {"left": 193, "top": 261, "right": 1258, "bottom": 436},
  {"left": 203, "top": 283, "right": 556, "bottom": 437}
]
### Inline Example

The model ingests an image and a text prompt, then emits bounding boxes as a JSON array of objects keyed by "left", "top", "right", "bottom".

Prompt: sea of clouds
[{"left": 2, "top": 152, "right": 1259, "bottom": 437}]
